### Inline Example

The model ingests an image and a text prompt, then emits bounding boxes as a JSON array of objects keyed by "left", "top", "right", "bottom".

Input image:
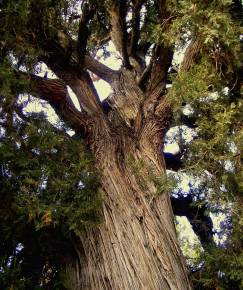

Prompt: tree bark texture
[
  {"left": 64, "top": 84, "right": 191, "bottom": 289},
  {"left": 28, "top": 66, "right": 192, "bottom": 289},
  {"left": 77, "top": 153, "right": 191, "bottom": 290}
]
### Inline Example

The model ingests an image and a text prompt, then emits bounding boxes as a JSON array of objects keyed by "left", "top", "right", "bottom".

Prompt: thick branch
[
  {"left": 139, "top": 0, "right": 173, "bottom": 92},
  {"left": 171, "top": 195, "right": 215, "bottom": 249},
  {"left": 137, "top": 45, "right": 155, "bottom": 89},
  {"left": 137, "top": 61, "right": 152, "bottom": 89},
  {"left": 77, "top": 3, "right": 95, "bottom": 64},
  {"left": 84, "top": 55, "right": 119, "bottom": 83},
  {"left": 134, "top": 0, "right": 174, "bottom": 147},
  {"left": 29, "top": 75, "right": 91, "bottom": 136},
  {"left": 146, "top": 46, "right": 173, "bottom": 96},
  {"left": 130, "top": 0, "right": 144, "bottom": 56},
  {"left": 38, "top": 29, "right": 113, "bottom": 143},
  {"left": 144, "top": 0, "right": 173, "bottom": 94},
  {"left": 180, "top": 37, "right": 203, "bottom": 72},
  {"left": 109, "top": 0, "right": 131, "bottom": 68},
  {"left": 42, "top": 47, "right": 104, "bottom": 117},
  {"left": 145, "top": 0, "right": 173, "bottom": 93},
  {"left": 164, "top": 152, "right": 183, "bottom": 171},
  {"left": 51, "top": 28, "right": 118, "bottom": 83}
]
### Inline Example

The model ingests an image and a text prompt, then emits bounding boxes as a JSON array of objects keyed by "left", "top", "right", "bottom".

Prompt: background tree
[{"left": 0, "top": 0, "right": 242, "bottom": 289}]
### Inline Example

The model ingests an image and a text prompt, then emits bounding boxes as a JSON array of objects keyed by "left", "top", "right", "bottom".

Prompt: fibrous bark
[
  {"left": 26, "top": 65, "right": 192, "bottom": 289},
  {"left": 68, "top": 118, "right": 191, "bottom": 290}
]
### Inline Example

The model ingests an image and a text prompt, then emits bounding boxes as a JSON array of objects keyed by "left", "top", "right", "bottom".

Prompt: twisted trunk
[
  {"left": 27, "top": 66, "right": 191, "bottom": 289},
  {"left": 67, "top": 110, "right": 191, "bottom": 289}
]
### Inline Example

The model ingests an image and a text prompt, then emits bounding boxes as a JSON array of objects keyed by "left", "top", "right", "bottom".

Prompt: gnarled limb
[
  {"left": 42, "top": 47, "right": 104, "bottom": 118},
  {"left": 171, "top": 195, "right": 215, "bottom": 249},
  {"left": 0, "top": 69, "right": 93, "bottom": 137},
  {"left": 29, "top": 75, "right": 92, "bottom": 136},
  {"left": 109, "top": 0, "right": 131, "bottom": 68},
  {"left": 146, "top": 45, "right": 173, "bottom": 96},
  {"left": 130, "top": 0, "right": 144, "bottom": 56},
  {"left": 44, "top": 28, "right": 118, "bottom": 84},
  {"left": 135, "top": 46, "right": 172, "bottom": 157},
  {"left": 84, "top": 55, "right": 119, "bottom": 83},
  {"left": 142, "top": 0, "right": 174, "bottom": 93},
  {"left": 128, "top": 0, "right": 146, "bottom": 75},
  {"left": 180, "top": 37, "right": 203, "bottom": 72},
  {"left": 77, "top": 2, "right": 95, "bottom": 64}
]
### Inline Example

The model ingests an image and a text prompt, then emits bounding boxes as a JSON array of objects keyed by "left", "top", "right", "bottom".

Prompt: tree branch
[
  {"left": 137, "top": 44, "right": 155, "bottom": 90},
  {"left": 145, "top": 0, "right": 173, "bottom": 95},
  {"left": 29, "top": 75, "right": 92, "bottom": 136},
  {"left": 146, "top": 47, "right": 173, "bottom": 96},
  {"left": 84, "top": 55, "right": 119, "bottom": 83},
  {"left": 41, "top": 44, "right": 104, "bottom": 118},
  {"left": 180, "top": 37, "right": 203, "bottom": 72},
  {"left": 164, "top": 152, "right": 183, "bottom": 171},
  {"left": 137, "top": 60, "right": 153, "bottom": 89},
  {"left": 171, "top": 195, "right": 215, "bottom": 249},
  {"left": 109, "top": 0, "right": 131, "bottom": 68},
  {"left": 130, "top": 0, "right": 144, "bottom": 57},
  {"left": 14, "top": 102, "right": 75, "bottom": 141},
  {"left": 47, "top": 28, "right": 118, "bottom": 84},
  {"left": 36, "top": 27, "right": 113, "bottom": 143},
  {"left": 77, "top": 2, "right": 95, "bottom": 64}
]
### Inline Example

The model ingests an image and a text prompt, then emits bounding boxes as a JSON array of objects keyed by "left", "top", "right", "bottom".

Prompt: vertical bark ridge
[
  {"left": 109, "top": 1, "right": 131, "bottom": 68},
  {"left": 75, "top": 136, "right": 191, "bottom": 290},
  {"left": 30, "top": 70, "right": 190, "bottom": 289},
  {"left": 180, "top": 37, "right": 203, "bottom": 72},
  {"left": 112, "top": 69, "right": 144, "bottom": 126}
]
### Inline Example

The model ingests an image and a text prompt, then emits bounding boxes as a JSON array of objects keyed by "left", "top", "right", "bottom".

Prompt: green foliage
[
  {"left": 126, "top": 154, "right": 176, "bottom": 197},
  {"left": 176, "top": 201, "right": 243, "bottom": 289},
  {"left": 158, "top": 0, "right": 240, "bottom": 52},
  {"left": 192, "top": 207, "right": 243, "bottom": 290},
  {"left": 168, "top": 50, "right": 242, "bottom": 202},
  {"left": 0, "top": 114, "right": 101, "bottom": 232},
  {"left": 0, "top": 110, "right": 101, "bottom": 289},
  {"left": 169, "top": 57, "right": 222, "bottom": 112},
  {"left": 164, "top": 2, "right": 243, "bottom": 287}
]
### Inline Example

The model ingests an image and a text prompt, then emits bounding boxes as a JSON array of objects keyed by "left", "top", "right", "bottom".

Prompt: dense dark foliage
[{"left": 0, "top": 108, "right": 101, "bottom": 289}]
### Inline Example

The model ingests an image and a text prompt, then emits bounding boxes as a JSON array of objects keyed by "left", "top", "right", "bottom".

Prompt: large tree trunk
[
  {"left": 32, "top": 65, "right": 192, "bottom": 289},
  {"left": 29, "top": 65, "right": 191, "bottom": 289},
  {"left": 69, "top": 132, "right": 191, "bottom": 289}
]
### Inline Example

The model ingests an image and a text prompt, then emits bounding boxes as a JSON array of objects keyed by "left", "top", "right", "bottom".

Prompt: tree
[{"left": 0, "top": 0, "right": 242, "bottom": 289}]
